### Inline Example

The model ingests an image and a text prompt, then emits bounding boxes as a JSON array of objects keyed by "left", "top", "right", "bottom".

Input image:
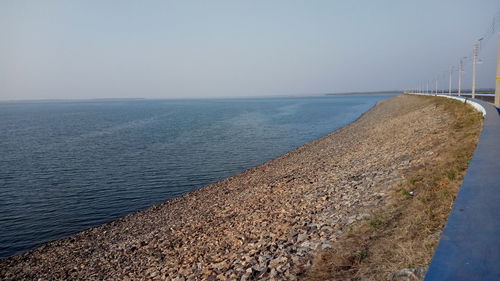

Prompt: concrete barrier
[{"left": 407, "top": 93, "right": 486, "bottom": 116}]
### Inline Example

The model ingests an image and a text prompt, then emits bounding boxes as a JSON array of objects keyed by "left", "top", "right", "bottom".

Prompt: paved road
[{"left": 425, "top": 99, "right": 500, "bottom": 281}]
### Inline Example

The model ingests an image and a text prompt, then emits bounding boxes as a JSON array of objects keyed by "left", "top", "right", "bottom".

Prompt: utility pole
[
  {"left": 495, "top": 34, "right": 500, "bottom": 108},
  {"left": 472, "top": 42, "right": 479, "bottom": 99},
  {"left": 449, "top": 67, "right": 452, "bottom": 95},
  {"left": 458, "top": 59, "right": 464, "bottom": 97},
  {"left": 435, "top": 78, "right": 438, "bottom": 96}
]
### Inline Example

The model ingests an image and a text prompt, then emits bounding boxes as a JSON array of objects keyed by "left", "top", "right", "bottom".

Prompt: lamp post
[
  {"left": 458, "top": 58, "right": 464, "bottom": 97},
  {"left": 435, "top": 78, "right": 438, "bottom": 96},
  {"left": 449, "top": 67, "right": 453, "bottom": 96},
  {"left": 495, "top": 34, "right": 500, "bottom": 108},
  {"left": 472, "top": 37, "right": 483, "bottom": 98}
]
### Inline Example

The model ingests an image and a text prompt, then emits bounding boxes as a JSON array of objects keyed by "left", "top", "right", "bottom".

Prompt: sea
[{"left": 0, "top": 95, "right": 392, "bottom": 258}]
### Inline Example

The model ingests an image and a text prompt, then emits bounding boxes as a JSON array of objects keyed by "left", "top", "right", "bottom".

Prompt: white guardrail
[{"left": 408, "top": 93, "right": 487, "bottom": 117}]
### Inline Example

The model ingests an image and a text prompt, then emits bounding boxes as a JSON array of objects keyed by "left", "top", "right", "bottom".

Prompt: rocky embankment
[{"left": 1, "top": 95, "right": 457, "bottom": 280}]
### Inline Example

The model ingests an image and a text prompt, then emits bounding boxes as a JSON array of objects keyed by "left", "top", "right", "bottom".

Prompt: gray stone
[
  {"left": 389, "top": 267, "right": 428, "bottom": 281},
  {"left": 296, "top": 233, "right": 308, "bottom": 243}
]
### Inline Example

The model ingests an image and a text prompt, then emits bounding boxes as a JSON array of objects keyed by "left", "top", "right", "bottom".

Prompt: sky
[{"left": 1, "top": 0, "right": 499, "bottom": 100}]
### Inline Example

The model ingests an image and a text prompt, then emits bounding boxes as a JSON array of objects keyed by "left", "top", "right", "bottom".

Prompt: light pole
[
  {"left": 495, "top": 34, "right": 500, "bottom": 108},
  {"left": 471, "top": 41, "right": 479, "bottom": 99},
  {"left": 458, "top": 58, "right": 464, "bottom": 97},
  {"left": 435, "top": 78, "right": 438, "bottom": 96},
  {"left": 449, "top": 67, "right": 453, "bottom": 95}
]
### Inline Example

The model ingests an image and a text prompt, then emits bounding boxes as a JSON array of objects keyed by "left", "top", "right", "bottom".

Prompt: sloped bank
[
  {"left": 0, "top": 95, "right": 482, "bottom": 281},
  {"left": 305, "top": 95, "right": 482, "bottom": 281}
]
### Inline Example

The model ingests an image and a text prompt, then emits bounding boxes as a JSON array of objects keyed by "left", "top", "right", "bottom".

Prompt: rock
[
  {"left": 296, "top": 233, "right": 308, "bottom": 243},
  {"left": 212, "top": 261, "right": 229, "bottom": 271},
  {"left": 269, "top": 257, "right": 287, "bottom": 268},
  {"left": 389, "top": 267, "right": 428, "bottom": 281},
  {"left": 252, "top": 263, "right": 267, "bottom": 273},
  {"left": 427, "top": 231, "right": 442, "bottom": 242},
  {"left": 269, "top": 268, "right": 277, "bottom": 278},
  {"left": 216, "top": 273, "right": 227, "bottom": 280},
  {"left": 318, "top": 241, "right": 333, "bottom": 250}
]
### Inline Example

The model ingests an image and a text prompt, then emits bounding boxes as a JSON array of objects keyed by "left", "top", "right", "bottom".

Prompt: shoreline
[{"left": 0, "top": 95, "right": 481, "bottom": 280}]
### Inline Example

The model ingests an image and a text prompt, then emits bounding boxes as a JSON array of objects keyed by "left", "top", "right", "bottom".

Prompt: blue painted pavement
[{"left": 425, "top": 100, "right": 500, "bottom": 281}]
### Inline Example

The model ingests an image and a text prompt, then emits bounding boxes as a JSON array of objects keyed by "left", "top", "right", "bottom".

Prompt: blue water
[{"left": 0, "top": 95, "right": 391, "bottom": 258}]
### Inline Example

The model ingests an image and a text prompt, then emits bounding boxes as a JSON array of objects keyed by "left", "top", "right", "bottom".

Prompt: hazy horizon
[{"left": 1, "top": 1, "right": 499, "bottom": 100}]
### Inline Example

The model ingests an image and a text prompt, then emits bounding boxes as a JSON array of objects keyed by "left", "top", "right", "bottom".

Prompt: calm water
[{"left": 0, "top": 95, "right": 391, "bottom": 258}]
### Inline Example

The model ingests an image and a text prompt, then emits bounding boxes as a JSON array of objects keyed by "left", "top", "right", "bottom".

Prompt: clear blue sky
[{"left": 1, "top": 0, "right": 499, "bottom": 100}]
